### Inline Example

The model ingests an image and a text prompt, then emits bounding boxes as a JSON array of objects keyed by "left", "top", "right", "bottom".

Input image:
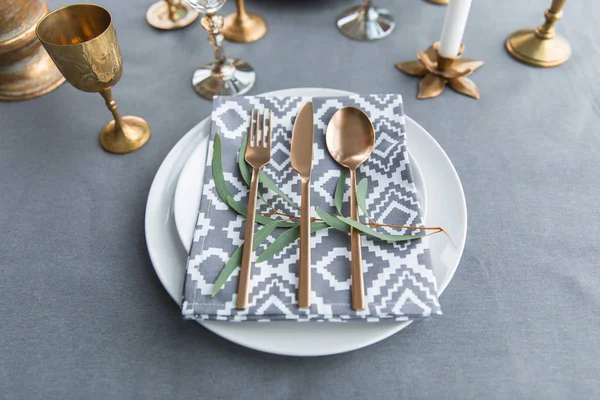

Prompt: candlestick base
[
  {"left": 424, "top": 0, "right": 448, "bottom": 5},
  {"left": 146, "top": 1, "right": 198, "bottom": 30},
  {"left": 395, "top": 42, "right": 484, "bottom": 100},
  {"left": 505, "top": 29, "right": 571, "bottom": 68}
]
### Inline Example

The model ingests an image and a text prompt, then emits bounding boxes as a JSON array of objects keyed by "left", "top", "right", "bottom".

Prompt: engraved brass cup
[{"left": 36, "top": 4, "right": 150, "bottom": 154}]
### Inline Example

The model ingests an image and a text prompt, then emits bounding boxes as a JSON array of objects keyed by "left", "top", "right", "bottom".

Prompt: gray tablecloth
[{"left": 1, "top": 0, "right": 599, "bottom": 398}]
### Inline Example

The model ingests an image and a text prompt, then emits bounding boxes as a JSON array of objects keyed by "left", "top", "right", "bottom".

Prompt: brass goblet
[
  {"left": 36, "top": 4, "right": 150, "bottom": 154},
  {"left": 146, "top": 0, "right": 198, "bottom": 30},
  {"left": 222, "top": 0, "right": 267, "bottom": 43}
]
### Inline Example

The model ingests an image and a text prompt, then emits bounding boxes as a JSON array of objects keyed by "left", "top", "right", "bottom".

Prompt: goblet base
[
  {"left": 505, "top": 29, "right": 571, "bottom": 68},
  {"left": 100, "top": 116, "right": 151, "bottom": 154},
  {"left": 222, "top": 12, "right": 267, "bottom": 43},
  {"left": 192, "top": 58, "right": 255, "bottom": 100},
  {"left": 336, "top": 4, "right": 395, "bottom": 41},
  {"left": 146, "top": 1, "right": 198, "bottom": 30}
]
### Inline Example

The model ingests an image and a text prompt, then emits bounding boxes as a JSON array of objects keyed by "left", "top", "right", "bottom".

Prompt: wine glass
[
  {"left": 184, "top": 0, "right": 255, "bottom": 99},
  {"left": 336, "top": 0, "right": 395, "bottom": 41}
]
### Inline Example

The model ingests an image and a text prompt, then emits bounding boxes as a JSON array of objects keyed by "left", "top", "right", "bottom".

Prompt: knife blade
[{"left": 290, "top": 102, "right": 314, "bottom": 308}]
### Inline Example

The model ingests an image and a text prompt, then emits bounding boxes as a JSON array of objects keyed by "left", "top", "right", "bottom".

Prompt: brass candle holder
[
  {"left": 0, "top": 0, "right": 65, "bottom": 101},
  {"left": 396, "top": 42, "right": 484, "bottom": 100},
  {"left": 222, "top": 0, "right": 267, "bottom": 43},
  {"left": 505, "top": 0, "right": 571, "bottom": 67},
  {"left": 146, "top": 0, "right": 198, "bottom": 30},
  {"left": 37, "top": 4, "right": 151, "bottom": 154}
]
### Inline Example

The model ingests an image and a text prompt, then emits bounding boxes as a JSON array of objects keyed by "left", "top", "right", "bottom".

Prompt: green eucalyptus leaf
[
  {"left": 256, "top": 221, "right": 330, "bottom": 263},
  {"left": 212, "top": 220, "right": 286, "bottom": 296},
  {"left": 237, "top": 134, "right": 251, "bottom": 186},
  {"left": 212, "top": 133, "right": 234, "bottom": 207},
  {"left": 337, "top": 216, "right": 426, "bottom": 242},
  {"left": 315, "top": 207, "right": 350, "bottom": 233},
  {"left": 356, "top": 178, "right": 370, "bottom": 219},
  {"left": 334, "top": 171, "right": 346, "bottom": 215}
]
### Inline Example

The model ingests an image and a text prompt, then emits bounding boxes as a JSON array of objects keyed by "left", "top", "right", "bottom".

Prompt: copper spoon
[{"left": 325, "top": 107, "right": 375, "bottom": 311}]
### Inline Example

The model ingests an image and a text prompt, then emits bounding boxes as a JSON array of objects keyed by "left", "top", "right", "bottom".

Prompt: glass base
[
  {"left": 336, "top": 4, "right": 395, "bottom": 41},
  {"left": 192, "top": 58, "right": 255, "bottom": 100}
]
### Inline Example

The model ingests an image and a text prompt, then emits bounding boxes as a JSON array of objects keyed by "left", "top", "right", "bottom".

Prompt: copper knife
[{"left": 290, "top": 102, "right": 314, "bottom": 308}]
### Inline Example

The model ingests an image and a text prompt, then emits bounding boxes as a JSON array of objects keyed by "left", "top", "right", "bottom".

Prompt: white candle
[{"left": 438, "top": 0, "right": 473, "bottom": 58}]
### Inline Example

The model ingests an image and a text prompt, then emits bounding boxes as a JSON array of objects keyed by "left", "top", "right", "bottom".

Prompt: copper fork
[{"left": 236, "top": 109, "right": 273, "bottom": 310}]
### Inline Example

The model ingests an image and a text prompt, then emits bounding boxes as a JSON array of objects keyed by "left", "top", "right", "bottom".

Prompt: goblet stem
[
  {"left": 167, "top": 0, "right": 178, "bottom": 21},
  {"left": 235, "top": 0, "right": 247, "bottom": 17},
  {"left": 201, "top": 13, "right": 228, "bottom": 71},
  {"left": 100, "top": 88, "right": 125, "bottom": 133}
]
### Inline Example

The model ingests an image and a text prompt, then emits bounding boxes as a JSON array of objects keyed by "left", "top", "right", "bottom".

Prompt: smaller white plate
[{"left": 174, "top": 138, "right": 427, "bottom": 253}]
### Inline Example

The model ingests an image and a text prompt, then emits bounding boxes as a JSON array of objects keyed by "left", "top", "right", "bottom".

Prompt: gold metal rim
[{"left": 36, "top": 3, "right": 113, "bottom": 48}]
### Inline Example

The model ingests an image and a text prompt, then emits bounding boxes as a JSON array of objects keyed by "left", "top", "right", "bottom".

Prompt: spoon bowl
[{"left": 325, "top": 107, "right": 375, "bottom": 169}]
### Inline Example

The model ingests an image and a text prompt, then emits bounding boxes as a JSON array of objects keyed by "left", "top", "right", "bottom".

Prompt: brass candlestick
[
  {"left": 222, "top": 0, "right": 267, "bottom": 43},
  {"left": 146, "top": 0, "right": 198, "bottom": 30},
  {"left": 37, "top": 4, "right": 151, "bottom": 154},
  {"left": 0, "top": 0, "right": 65, "bottom": 101},
  {"left": 396, "top": 42, "right": 484, "bottom": 100},
  {"left": 505, "top": 0, "right": 571, "bottom": 67}
]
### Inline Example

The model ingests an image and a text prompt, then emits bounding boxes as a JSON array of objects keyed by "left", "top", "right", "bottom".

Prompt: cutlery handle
[
  {"left": 237, "top": 167, "right": 260, "bottom": 309},
  {"left": 349, "top": 169, "right": 365, "bottom": 311},
  {"left": 298, "top": 178, "right": 311, "bottom": 308}
]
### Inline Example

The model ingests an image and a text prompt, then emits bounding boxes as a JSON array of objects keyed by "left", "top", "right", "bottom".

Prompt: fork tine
[
  {"left": 266, "top": 110, "right": 272, "bottom": 149},
  {"left": 248, "top": 109, "right": 255, "bottom": 148},
  {"left": 254, "top": 110, "right": 260, "bottom": 147},
  {"left": 262, "top": 109, "right": 268, "bottom": 147}
]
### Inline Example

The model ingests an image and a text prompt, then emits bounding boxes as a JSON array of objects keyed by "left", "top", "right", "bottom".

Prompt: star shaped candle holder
[{"left": 396, "top": 42, "right": 484, "bottom": 100}]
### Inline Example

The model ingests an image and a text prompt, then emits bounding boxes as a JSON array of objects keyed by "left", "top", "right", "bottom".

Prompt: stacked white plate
[{"left": 144, "top": 88, "right": 467, "bottom": 356}]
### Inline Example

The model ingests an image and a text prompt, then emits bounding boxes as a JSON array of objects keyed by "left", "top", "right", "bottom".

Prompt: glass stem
[
  {"left": 202, "top": 13, "right": 227, "bottom": 70},
  {"left": 100, "top": 89, "right": 125, "bottom": 133}
]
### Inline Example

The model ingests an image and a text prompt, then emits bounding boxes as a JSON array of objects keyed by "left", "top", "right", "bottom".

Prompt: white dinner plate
[{"left": 144, "top": 88, "right": 467, "bottom": 356}]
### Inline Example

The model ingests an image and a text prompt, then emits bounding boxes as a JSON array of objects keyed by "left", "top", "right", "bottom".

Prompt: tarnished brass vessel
[{"left": 0, "top": 0, "right": 65, "bottom": 101}]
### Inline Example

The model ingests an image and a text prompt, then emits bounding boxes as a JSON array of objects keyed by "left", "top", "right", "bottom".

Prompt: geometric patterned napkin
[{"left": 181, "top": 94, "right": 442, "bottom": 322}]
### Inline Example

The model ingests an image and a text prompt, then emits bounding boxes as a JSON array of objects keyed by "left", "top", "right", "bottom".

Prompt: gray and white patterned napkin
[{"left": 181, "top": 94, "right": 441, "bottom": 322}]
